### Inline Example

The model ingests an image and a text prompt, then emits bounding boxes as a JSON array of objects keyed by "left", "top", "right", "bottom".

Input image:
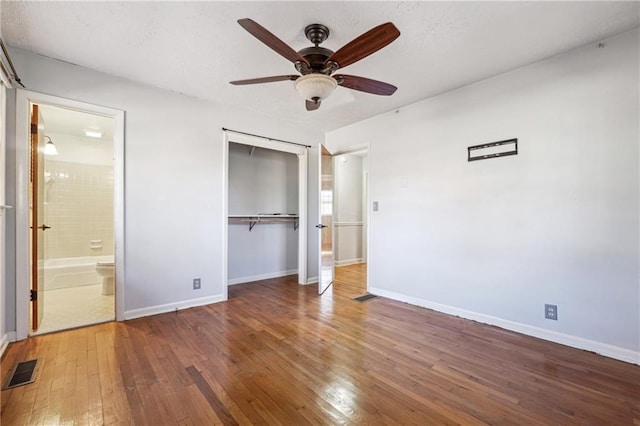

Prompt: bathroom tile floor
[{"left": 32, "top": 285, "right": 115, "bottom": 335}]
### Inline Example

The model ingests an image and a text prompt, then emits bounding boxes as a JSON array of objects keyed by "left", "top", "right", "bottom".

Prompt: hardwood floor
[
  {"left": 2, "top": 264, "right": 639, "bottom": 425},
  {"left": 333, "top": 262, "right": 367, "bottom": 297}
]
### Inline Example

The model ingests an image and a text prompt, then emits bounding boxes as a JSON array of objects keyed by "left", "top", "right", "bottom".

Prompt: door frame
[
  {"left": 0, "top": 83, "right": 8, "bottom": 352},
  {"left": 321, "top": 143, "right": 371, "bottom": 293},
  {"left": 14, "top": 89, "right": 125, "bottom": 340},
  {"left": 222, "top": 130, "right": 308, "bottom": 300}
]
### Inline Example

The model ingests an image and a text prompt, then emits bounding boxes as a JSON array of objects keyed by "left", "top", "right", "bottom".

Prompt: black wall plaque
[{"left": 468, "top": 138, "right": 518, "bottom": 162}]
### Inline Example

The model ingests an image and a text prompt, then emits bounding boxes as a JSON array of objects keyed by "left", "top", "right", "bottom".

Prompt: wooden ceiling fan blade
[
  {"left": 335, "top": 74, "right": 397, "bottom": 95},
  {"left": 238, "top": 19, "right": 309, "bottom": 65},
  {"left": 230, "top": 75, "right": 299, "bottom": 85},
  {"left": 306, "top": 99, "right": 321, "bottom": 111},
  {"left": 326, "top": 22, "right": 400, "bottom": 69}
]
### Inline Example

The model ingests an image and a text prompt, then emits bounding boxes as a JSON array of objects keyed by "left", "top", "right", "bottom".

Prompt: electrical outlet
[
  {"left": 545, "top": 304, "right": 557, "bottom": 320},
  {"left": 193, "top": 278, "right": 201, "bottom": 290}
]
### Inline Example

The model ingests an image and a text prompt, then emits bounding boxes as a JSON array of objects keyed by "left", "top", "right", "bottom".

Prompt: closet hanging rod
[{"left": 222, "top": 128, "right": 311, "bottom": 148}]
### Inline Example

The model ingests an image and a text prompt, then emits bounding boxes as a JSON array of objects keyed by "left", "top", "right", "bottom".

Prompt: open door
[
  {"left": 30, "top": 104, "right": 46, "bottom": 330},
  {"left": 317, "top": 145, "right": 334, "bottom": 294}
]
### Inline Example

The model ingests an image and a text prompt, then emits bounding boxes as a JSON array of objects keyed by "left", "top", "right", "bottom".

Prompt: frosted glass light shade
[
  {"left": 44, "top": 140, "right": 58, "bottom": 156},
  {"left": 295, "top": 74, "right": 337, "bottom": 101}
]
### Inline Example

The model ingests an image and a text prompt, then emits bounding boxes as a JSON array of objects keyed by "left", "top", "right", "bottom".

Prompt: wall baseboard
[
  {"left": 369, "top": 287, "right": 640, "bottom": 365},
  {"left": 335, "top": 258, "right": 364, "bottom": 267},
  {"left": 306, "top": 276, "right": 318, "bottom": 284},
  {"left": 124, "top": 294, "right": 226, "bottom": 320},
  {"left": 228, "top": 269, "right": 298, "bottom": 286},
  {"left": 1, "top": 332, "right": 17, "bottom": 357}
]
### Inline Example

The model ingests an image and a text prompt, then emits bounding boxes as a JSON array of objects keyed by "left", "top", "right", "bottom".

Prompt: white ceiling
[
  {"left": 39, "top": 104, "right": 114, "bottom": 141},
  {"left": 2, "top": 2, "right": 639, "bottom": 133}
]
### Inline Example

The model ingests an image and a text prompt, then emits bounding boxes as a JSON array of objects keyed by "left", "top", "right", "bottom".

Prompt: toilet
[{"left": 96, "top": 257, "right": 115, "bottom": 295}]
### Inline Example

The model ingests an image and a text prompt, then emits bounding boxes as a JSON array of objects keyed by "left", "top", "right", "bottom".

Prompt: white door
[{"left": 318, "top": 145, "right": 334, "bottom": 294}]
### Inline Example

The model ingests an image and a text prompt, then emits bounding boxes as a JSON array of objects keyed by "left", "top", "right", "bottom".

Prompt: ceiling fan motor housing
[
  {"left": 296, "top": 46, "right": 334, "bottom": 74},
  {"left": 296, "top": 24, "right": 335, "bottom": 75}
]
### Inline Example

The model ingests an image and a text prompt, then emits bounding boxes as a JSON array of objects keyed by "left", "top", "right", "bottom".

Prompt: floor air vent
[
  {"left": 353, "top": 294, "right": 378, "bottom": 302},
  {"left": 3, "top": 359, "right": 39, "bottom": 389}
]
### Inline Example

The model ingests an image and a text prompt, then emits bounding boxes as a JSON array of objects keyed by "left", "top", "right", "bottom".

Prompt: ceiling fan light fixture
[{"left": 295, "top": 74, "right": 337, "bottom": 102}]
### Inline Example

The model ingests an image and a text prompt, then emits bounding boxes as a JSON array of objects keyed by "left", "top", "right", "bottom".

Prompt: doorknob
[
  {"left": 315, "top": 224, "right": 327, "bottom": 229},
  {"left": 37, "top": 224, "right": 51, "bottom": 231}
]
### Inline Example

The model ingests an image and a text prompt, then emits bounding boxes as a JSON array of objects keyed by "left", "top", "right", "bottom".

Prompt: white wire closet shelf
[{"left": 228, "top": 214, "right": 299, "bottom": 231}]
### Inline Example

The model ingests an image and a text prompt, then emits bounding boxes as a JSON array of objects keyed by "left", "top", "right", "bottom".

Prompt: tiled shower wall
[{"left": 44, "top": 160, "right": 114, "bottom": 258}]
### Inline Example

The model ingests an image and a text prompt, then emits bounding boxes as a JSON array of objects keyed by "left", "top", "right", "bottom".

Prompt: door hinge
[
  {"left": 30, "top": 123, "right": 37, "bottom": 135},
  {"left": 30, "top": 289, "right": 37, "bottom": 302}
]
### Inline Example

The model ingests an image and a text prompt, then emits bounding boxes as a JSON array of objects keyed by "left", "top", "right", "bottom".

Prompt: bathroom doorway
[
  {"left": 14, "top": 89, "right": 125, "bottom": 340},
  {"left": 29, "top": 103, "right": 116, "bottom": 334}
]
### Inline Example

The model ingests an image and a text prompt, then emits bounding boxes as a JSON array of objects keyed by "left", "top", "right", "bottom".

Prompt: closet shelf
[{"left": 228, "top": 214, "right": 299, "bottom": 231}]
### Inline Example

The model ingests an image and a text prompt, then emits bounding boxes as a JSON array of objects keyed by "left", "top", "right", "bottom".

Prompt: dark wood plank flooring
[{"left": 2, "top": 264, "right": 639, "bottom": 425}]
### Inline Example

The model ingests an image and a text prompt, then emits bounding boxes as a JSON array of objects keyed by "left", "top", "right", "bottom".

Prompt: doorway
[
  {"left": 15, "top": 90, "right": 125, "bottom": 340},
  {"left": 333, "top": 150, "right": 368, "bottom": 294},
  {"left": 318, "top": 145, "right": 370, "bottom": 297},
  {"left": 31, "top": 104, "right": 116, "bottom": 334}
]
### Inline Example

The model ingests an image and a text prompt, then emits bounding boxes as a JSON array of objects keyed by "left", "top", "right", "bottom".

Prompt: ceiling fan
[{"left": 230, "top": 19, "right": 400, "bottom": 111}]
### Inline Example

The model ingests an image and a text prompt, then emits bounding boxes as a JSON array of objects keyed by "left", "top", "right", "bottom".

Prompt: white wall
[
  {"left": 327, "top": 29, "right": 639, "bottom": 363},
  {"left": 4, "top": 48, "right": 321, "bottom": 324},
  {"left": 228, "top": 143, "right": 298, "bottom": 283},
  {"left": 334, "top": 154, "right": 364, "bottom": 265},
  {"left": 228, "top": 143, "right": 298, "bottom": 215}
]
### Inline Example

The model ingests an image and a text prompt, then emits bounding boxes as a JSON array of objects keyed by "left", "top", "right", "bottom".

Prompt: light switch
[{"left": 372, "top": 201, "right": 379, "bottom": 212}]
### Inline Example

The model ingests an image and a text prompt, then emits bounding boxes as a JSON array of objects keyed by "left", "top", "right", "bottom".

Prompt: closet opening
[{"left": 222, "top": 131, "right": 308, "bottom": 299}]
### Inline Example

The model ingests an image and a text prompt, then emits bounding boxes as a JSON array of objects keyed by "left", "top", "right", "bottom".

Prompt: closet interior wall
[{"left": 227, "top": 142, "right": 299, "bottom": 284}]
